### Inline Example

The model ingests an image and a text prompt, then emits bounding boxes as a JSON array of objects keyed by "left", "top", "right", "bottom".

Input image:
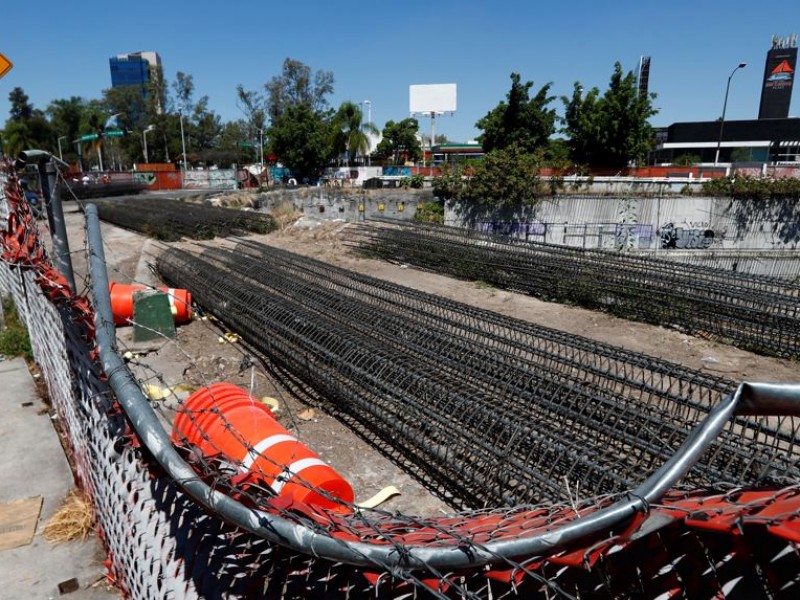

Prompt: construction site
[{"left": 2, "top": 161, "right": 800, "bottom": 599}]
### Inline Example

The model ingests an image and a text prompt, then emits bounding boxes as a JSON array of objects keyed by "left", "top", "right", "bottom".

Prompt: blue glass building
[{"left": 109, "top": 51, "right": 161, "bottom": 94}]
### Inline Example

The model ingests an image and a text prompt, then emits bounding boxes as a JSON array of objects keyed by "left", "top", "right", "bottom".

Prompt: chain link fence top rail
[
  {"left": 348, "top": 219, "right": 800, "bottom": 360},
  {"left": 4, "top": 160, "right": 800, "bottom": 598}
]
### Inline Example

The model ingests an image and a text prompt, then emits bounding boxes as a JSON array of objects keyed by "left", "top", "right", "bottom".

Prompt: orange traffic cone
[{"left": 172, "top": 383, "right": 353, "bottom": 511}]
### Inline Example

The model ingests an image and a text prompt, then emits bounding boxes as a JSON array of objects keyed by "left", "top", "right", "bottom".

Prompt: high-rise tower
[{"left": 109, "top": 51, "right": 161, "bottom": 95}]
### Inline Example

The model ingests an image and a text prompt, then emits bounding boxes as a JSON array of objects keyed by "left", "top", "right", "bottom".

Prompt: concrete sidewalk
[{"left": 0, "top": 357, "right": 118, "bottom": 599}]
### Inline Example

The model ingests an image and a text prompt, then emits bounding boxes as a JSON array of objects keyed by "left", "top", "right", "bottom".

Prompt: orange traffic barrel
[
  {"left": 109, "top": 282, "right": 192, "bottom": 326},
  {"left": 172, "top": 383, "right": 353, "bottom": 511}
]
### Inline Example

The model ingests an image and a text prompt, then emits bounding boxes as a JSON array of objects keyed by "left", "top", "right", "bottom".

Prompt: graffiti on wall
[
  {"left": 383, "top": 166, "right": 412, "bottom": 177},
  {"left": 659, "top": 222, "right": 718, "bottom": 249},
  {"left": 615, "top": 224, "right": 654, "bottom": 249},
  {"left": 480, "top": 221, "right": 547, "bottom": 240}
]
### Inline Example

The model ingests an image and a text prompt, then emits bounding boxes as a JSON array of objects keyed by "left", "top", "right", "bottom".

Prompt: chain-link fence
[{"left": 3, "top": 160, "right": 800, "bottom": 598}]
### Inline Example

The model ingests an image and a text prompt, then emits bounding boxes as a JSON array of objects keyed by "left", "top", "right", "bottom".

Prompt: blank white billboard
[{"left": 409, "top": 83, "right": 457, "bottom": 114}]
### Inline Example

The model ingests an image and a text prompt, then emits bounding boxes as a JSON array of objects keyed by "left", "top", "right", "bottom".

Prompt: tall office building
[
  {"left": 109, "top": 51, "right": 161, "bottom": 94},
  {"left": 758, "top": 35, "right": 797, "bottom": 119},
  {"left": 636, "top": 56, "right": 652, "bottom": 101}
]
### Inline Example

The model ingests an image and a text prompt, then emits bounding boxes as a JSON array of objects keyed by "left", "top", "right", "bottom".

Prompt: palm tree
[
  {"left": 332, "top": 101, "right": 379, "bottom": 166},
  {"left": 1, "top": 120, "right": 32, "bottom": 158}
]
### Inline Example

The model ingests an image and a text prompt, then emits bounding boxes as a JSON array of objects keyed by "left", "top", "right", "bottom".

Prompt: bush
[
  {"left": 414, "top": 201, "right": 444, "bottom": 224},
  {"left": 431, "top": 164, "right": 465, "bottom": 200},
  {"left": 0, "top": 297, "right": 32, "bottom": 361},
  {"left": 410, "top": 174, "right": 424, "bottom": 189},
  {"left": 673, "top": 153, "right": 701, "bottom": 166},
  {"left": 701, "top": 175, "right": 800, "bottom": 200}
]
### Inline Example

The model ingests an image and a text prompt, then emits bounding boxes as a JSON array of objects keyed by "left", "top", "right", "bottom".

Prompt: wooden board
[{"left": 0, "top": 496, "right": 43, "bottom": 551}]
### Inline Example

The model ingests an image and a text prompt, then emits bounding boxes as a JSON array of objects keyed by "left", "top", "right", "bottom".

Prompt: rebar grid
[
  {"left": 89, "top": 196, "right": 276, "bottom": 241},
  {"left": 156, "top": 241, "right": 800, "bottom": 517},
  {"left": 349, "top": 219, "right": 800, "bottom": 359}
]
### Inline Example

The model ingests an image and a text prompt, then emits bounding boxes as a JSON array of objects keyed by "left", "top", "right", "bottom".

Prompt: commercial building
[
  {"left": 654, "top": 35, "right": 799, "bottom": 165},
  {"left": 109, "top": 51, "right": 161, "bottom": 96}
]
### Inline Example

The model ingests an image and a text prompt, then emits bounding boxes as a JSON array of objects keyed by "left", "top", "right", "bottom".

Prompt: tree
[
  {"left": 214, "top": 120, "right": 251, "bottom": 168},
  {"left": 262, "top": 58, "right": 336, "bottom": 177},
  {"left": 2, "top": 87, "right": 52, "bottom": 156},
  {"left": 102, "top": 85, "right": 149, "bottom": 167},
  {"left": 373, "top": 118, "right": 422, "bottom": 165},
  {"left": 47, "top": 97, "right": 86, "bottom": 161},
  {"left": 8, "top": 87, "right": 33, "bottom": 122},
  {"left": 265, "top": 58, "right": 334, "bottom": 120},
  {"left": 145, "top": 64, "right": 171, "bottom": 163},
  {"left": 1, "top": 120, "right": 32, "bottom": 157},
  {"left": 172, "top": 72, "right": 195, "bottom": 113},
  {"left": 268, "top": 103, "right": 333, "bottom": 180},
  {"left": 562, "top": 63, "right": 658, "bottom": 168},
  {"left": 461, "top": 145, "right": 543, "bottom": 207},
  {"left": 331, "top": 101, "right": 379, "bottom": 165},
  {"left": 475, "top": 73, "right": 556, "bottom": 154},
  {"left": 561, "top": 82, "right": 603, "bottom": 166},
  {"left": 191, "top": 96, "right": 223, "bottom": 159},
  {"left": 236, "top": 85, "right": 267, "bottom": 165}
]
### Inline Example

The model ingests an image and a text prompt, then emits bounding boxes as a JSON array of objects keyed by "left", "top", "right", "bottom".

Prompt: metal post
[
  {"left": 178, "top": 107, "right": 188, "bottom": 173},
  {"left": 259, "top": 128, "right": 264, "bottom": 175},
  {"left": 57, "top": 136, "right": 66, "bottom": 161},
  {"left": 430, "top": 112, "right": 436, "bottom": 168},
  {"left": 143, "top": 125, "right": 154, "bottom": 164},
  {"left": 714, "top": 62, "right": 747, "bottom": 166},
  {"left": 44, "top": 160, "right": 76, "bottom": 292},
  {"left": 364, "top": 100, "right": 372, "bottom": 167},
  {"left": 36, "top": 159, "right": 55, "bottom": 226}
]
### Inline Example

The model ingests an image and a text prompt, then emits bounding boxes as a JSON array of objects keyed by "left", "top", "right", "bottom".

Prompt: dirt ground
[{"left": 56, "top": 196, "right": 799, "bottom": 517}]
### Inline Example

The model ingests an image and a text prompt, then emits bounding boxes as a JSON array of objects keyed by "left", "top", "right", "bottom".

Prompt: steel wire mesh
[
  {"left": 156, "top": 241, "right": 800, "bottom": 516},
  {"left": 348, "top": 219, "right": 800, "bottom": 359},
  {"left": 89, "top": 196, "right": 277, "bottom": 241}
]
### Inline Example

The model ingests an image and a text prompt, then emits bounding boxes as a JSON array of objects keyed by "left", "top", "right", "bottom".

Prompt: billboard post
[{"left": 409, "top": 84, "right": 457, "bottom": 165}]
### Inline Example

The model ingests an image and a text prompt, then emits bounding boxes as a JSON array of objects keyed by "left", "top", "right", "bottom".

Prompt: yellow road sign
[{"left": 0, "top": 53, "right": 13, "bottom": 79}]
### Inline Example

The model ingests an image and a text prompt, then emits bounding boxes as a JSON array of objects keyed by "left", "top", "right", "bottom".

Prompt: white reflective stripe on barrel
[
  {"left": 167, "top": 288, "right": 177, "bottom": 309},
  {"left": 271, "top": 458, "right": 328, "bottom": 494},
  {"left": 241, "top": 433, "right": 297, "bottom": 471}
]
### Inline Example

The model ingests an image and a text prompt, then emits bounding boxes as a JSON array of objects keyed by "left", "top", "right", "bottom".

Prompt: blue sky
[{"left": 1, "top": 1, "right": 799, "bottom": 143}]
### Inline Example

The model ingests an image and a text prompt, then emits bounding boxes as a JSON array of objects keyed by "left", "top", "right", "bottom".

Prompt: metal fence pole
[{"left": 45, "top": 160, "right": 76, "bottom": 292}]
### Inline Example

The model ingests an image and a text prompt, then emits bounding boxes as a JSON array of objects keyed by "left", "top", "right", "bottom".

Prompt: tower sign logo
[{"left": 767, "top": 59, "right": 794, "bottom": 84}]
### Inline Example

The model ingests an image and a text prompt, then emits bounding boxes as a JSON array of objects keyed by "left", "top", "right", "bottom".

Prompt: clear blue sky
[{"left": 1, "top": 1, "right": 799, "bottom": 143}]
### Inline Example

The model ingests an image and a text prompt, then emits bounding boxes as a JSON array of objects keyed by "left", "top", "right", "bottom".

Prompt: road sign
[
  {"left": 78, "top": 133, "right": 100, "bottom": 142},
  {"left": 0, "top": 53, "right": 12, "bottom": 80},
  {"left": 105, "top": 129, "right": 125, "bottom": 137}
]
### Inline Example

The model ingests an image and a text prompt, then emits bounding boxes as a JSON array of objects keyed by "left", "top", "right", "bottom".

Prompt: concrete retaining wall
[{"left": 445, "top": 195, "right": 800, "bottom": 278}]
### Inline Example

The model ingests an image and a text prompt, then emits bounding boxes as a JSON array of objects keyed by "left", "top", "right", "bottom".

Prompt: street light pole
[
  {"left": 259, "top": 127, "right": 264, "bottom": 174},
  {"left": 714, "top": 62, "right": 747, "bottom": 166},
  {"left": 178, "top": 106, "right": 188, "bottom": 172},
  {"left": 363, "top": 100, "right": 372, "bottom": 166},
  {"left": 57, "top": 136, "right": 67, "bottom": 161},
  {"left": 142, "top": 125, "right": 155, "bottom": 164}
]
